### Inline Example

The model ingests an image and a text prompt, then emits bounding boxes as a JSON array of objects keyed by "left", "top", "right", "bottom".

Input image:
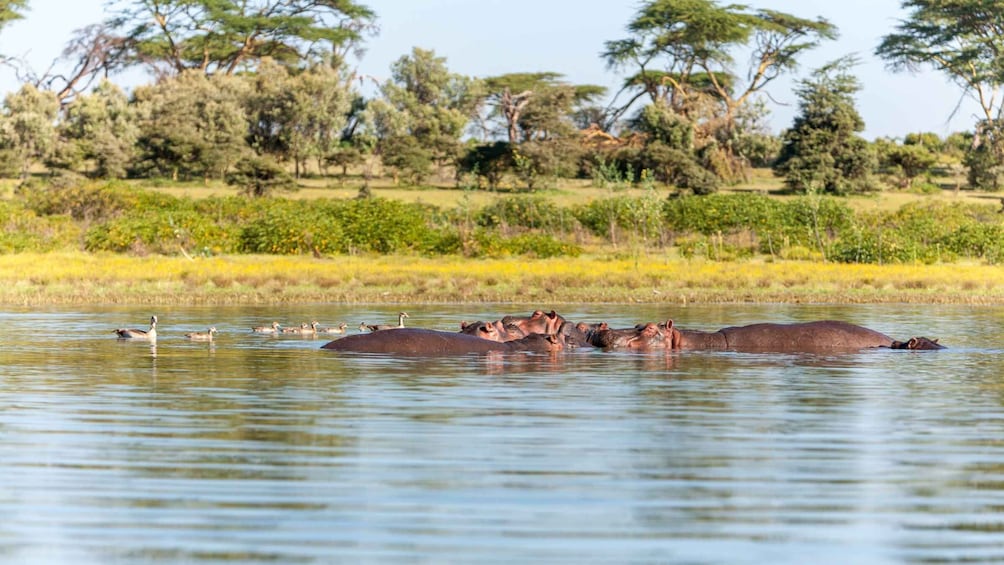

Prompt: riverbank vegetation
[
  {"left": 5, "top": 181, "right": 1002, "bottom": 265},
  {"left": 0, "top": 1, "right": 1003, "bottom": 306},
  {"left": 3, "top": 251, "right": 1002, "bottom": 306}
]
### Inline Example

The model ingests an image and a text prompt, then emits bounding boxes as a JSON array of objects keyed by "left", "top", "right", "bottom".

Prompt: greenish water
[{"left": 0, "top": 304, "right": 1001, "bottom": 564}]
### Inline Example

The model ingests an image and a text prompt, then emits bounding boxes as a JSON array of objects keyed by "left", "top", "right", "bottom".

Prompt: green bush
[
  {"left": 466, "top": 230, "right": 580, "bottom": 258},
  {"left": 663, "top": 193, "right": 778, "bottom": 235},
  {"left": 331, "top": 198, "right": 437, "bottom": 254},
  {"left": 85, "top": 209, "right": 233, "bottom": 254},
  {"left": 21, "top": 181, "right": 140, "bottom": 221},
  {"left": 238, "top": 202, "right": 345, "bottom": 255},
  {"left": 829, "top": 227, "right": 944, "bottom": 264},
  {"left": 475, "top": 195, "right": 576, "bottom": 234},
  {"left": 0, "top": 201, "right": 81, "bottom": 252},
  {"left": 573, "top": 194, "right": 665, "bottom": 243}
]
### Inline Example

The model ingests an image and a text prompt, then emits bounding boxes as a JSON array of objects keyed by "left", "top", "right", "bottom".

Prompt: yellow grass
[{"left": 3, "top": 251, "right": 1003, "bottom": 306}]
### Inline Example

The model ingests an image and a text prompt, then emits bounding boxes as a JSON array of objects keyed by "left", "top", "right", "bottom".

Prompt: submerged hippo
[
  {"left": 589, "top": 322, "right": 679, "bottom": 350},
  {"left": 322, "top": 328, "right": 563, "bottom": 355},
  {"left": 459, "top": 320, "right": 510, "bottom": 342},
  {"left": 587, "top": 320, "right": 943, "bottom": 352},
  {"left": 654, "top": 320, "right": 942, "bottom": 352},
  {"left": 501, "top": 310, "right": 566, "bottom": 338}
]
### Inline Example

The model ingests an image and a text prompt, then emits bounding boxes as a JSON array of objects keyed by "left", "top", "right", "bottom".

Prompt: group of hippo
[{"left": 321, "top": 309, "right": 945, "bottom": 355}]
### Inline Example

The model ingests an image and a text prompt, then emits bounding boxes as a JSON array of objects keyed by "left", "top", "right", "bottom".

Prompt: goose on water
[
  {"left": 185, "top": 327, "right": 218, "bottom": 342},
  {"left": 114, "top": 315, "right": 158, "bottom": 340},
  {"left": 284, "top": 321, "right": 319, "bottom": 335},
  {"left": 361, "top": 312, "right": 409, "bottom": 332},
  {"left": 252, "top": 321, "right": 281, "bottom": 334}
]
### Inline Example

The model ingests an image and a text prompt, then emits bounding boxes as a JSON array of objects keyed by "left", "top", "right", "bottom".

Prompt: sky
[{"left": 0, "top": 0, "right": 983, "bottom": 140}]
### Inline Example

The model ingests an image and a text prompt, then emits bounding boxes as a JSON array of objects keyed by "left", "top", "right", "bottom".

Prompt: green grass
[{"left": 137, "top": 167, "right": 994, "bottom": 215}]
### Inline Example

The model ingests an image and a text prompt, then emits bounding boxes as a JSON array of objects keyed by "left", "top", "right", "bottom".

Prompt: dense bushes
[
  {"left": 0, "top": 201, "right": 81, "bottom": 252},
  {"left": 8, "top": 182, "right": 1004, "bottom": 264}
]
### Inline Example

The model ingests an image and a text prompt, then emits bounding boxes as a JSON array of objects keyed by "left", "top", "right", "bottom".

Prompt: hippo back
[
  {"left": 719, "top": 320, "right": 895, "bottom": 352},
  {"left": 323, "top": 328, "right": 510, "bottom": 355}
]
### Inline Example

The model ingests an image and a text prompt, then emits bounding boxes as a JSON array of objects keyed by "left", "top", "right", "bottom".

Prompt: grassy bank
[{"left": 2, "top": 252, "right": 1002, "bottom": 306}]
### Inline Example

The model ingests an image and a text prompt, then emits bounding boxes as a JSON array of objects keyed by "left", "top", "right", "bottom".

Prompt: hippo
[
  {"left": 460, "top": 310, "right": 567, "bottom": 343},
  {"left": 321, "top": 328, "right": 563, "bottom": 355},
  {"left": 665, "top": 320, "right": 944, "bottom": 352},
  {"left": 555, "top": 321, "right": 594, "bottom": 349},
  {"left": 589, "top": 322, "right": 680, "bottom": 350},
  {"left": 459, "top": 320, "right": 509, "bottom": 342},
  {"left": 501, "top": 310, "right": 565, "bottom": 338}
]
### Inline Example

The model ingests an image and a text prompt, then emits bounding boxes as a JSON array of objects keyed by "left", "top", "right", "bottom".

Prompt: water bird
[
  {"left": 283, "top": 321, "right": 319, "bottom": 335},
  {"left": 252, "top": 321, "right": 281, "bottom": 334},
  {"left": 185, "top": 327, "right": 217, "bottom": 342},
  {"left": 114, "top": 315, "right": 158, "bottom": 340},
  {"left": 319, "top": 322, "right": 349, "bottom": 334},
  {"left": 361, "top": 312, "right": 409, "bottom": 331}
]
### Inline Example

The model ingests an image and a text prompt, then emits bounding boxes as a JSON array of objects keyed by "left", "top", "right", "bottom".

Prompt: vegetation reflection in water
[{"left": 0, "top": 305, "right": 1002, "bottom": 563}]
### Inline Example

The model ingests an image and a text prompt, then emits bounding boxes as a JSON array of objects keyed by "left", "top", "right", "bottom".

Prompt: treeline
[
  {"left": 0, "top": 1, "right": 1002, "bottom": 195},
  {"left": 4, "top": 183, "right": 1002, "bottom": 265}
]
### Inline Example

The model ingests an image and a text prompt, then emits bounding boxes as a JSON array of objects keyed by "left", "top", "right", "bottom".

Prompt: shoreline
[{"left": 2, "top": 252, "right": 1002, "bottom": 306}]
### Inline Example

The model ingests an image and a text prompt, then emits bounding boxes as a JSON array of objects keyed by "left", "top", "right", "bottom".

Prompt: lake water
[{"left": 0, "top": 303, "right": 1002, "bottom": 564}]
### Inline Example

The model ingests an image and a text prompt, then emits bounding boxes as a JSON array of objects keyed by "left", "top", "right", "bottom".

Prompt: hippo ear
[
  {"left": 907, "top": 337, "right": 918, "bottom": 349},
  {"left": 460, "top": 321, "right": 469, "bottom": 330},
  {"left": 665, "top": 319, "right": 674, "bottom": 330},
  {"left": 599, "top": 322, "right": 609, "bottom": 330},
  {"left": 546, "top": 310, "right": 558, "bottom": 319},
  {"left": 530, "top": 310, "right": 545, "bottom": 319}
]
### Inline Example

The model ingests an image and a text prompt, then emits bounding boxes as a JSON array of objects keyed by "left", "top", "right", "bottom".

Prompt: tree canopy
[
  {"left": 105, "top": 0, "right": 377, "bottom": 77},
  {"left": 603, "top": 0, "right": 836, "bottom": 126},
  {"left": 876, "top": 0, "right": 1004, "bottom": 124}
]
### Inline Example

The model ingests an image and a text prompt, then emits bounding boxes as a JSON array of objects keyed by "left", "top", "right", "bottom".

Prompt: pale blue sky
[{"left": 0, "top": 0, "right": 981, "bottom": 140}]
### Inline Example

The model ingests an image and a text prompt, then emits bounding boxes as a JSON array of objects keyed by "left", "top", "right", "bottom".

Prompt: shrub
[
  {"left": 573, "top": 194, "right": 666, "bottom": 244},
  {"left": 21, "top": 181, "right": 140, "bottom": 222},
  {"left": 238, "top": 202, "right": 345, "bottom": 255},
  {"left": 466, "top": 230, "right": 581, "bottom": 258},
  {"left": 85, "top": 209, "right": 232, "bottom": 254},
  {"left": 475, "top": 195, "right": 576, "bottom": 234},
  {"left": 0, "top": 201, "right": 81, "bottom": 252}
]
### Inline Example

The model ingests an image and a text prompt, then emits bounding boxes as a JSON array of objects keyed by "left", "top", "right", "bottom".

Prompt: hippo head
[
  {"left": 460, "top": 320, "right": 504, "bottom": 342},
  {"left": 502, "top": 310, "right": 566, "bottom": 337},
  {"left": 890, "top": 336, "right": 945, "bottom": 350}
]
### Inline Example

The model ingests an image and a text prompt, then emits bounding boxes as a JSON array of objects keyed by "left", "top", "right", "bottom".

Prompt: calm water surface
[{"left": 1, "top": 304, "right": 1002, "bottom": 564}]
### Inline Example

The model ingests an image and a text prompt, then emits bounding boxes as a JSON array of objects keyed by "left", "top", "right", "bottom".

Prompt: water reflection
[{"left": 0, "top": 305, "right": 1002, "bottom": 563}]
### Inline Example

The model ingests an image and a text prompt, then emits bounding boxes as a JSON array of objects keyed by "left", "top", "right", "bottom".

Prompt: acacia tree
[
  {"left": 480, "top": 73, "right": 604, "bottom": 143},
  {"left": 103, "top": 0, "right": 376, "bottom": 77},
  {"left": 603, "top": 0, "right": 835, "bottom": 178},
  {"left": 0, "top": 0, "right": 24, "bottom": 28},
  {"left": 877, "top": 0, "right": 1004, "bottom": 189}
]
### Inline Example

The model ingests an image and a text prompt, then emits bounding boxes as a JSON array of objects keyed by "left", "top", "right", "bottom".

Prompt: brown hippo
[
  {"left": 556, "top": 321, "right": 595, "bottom": 349},
  {"left": 501, "top": 310, "right": 566, "bottom": 338},
  {"left": 664, "top": 320, "right": 944, "bottom": 352},
  {"left": 589, "top": 322, "right": 680, "bottom": 350},
  {"left": 322, "top": 328, "right": 563, "bottom": 355},
  {"left": 459, "top": 320, "right": 512, "bottom": 342}
]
